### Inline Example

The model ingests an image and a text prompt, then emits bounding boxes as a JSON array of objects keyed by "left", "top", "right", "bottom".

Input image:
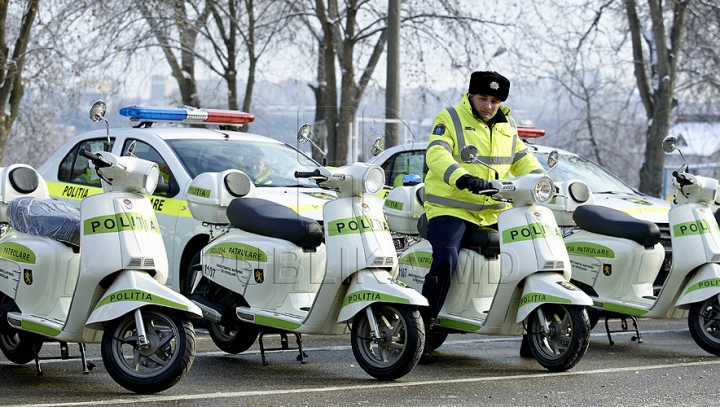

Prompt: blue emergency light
[{"left": 119, "top": 106, "right": 255, "bottom": 126}]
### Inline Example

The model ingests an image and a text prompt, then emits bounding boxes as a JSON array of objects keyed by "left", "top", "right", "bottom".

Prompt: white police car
[{"left": 38, "top": 106, "right": 335, "bottom": 295}]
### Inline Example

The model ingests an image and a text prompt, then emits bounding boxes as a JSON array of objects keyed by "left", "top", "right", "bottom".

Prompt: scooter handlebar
[
  {"left": 295, "top": 169, "right": 328, "bottom": 181},
  {"left": 477, "top": 188, "right": 500, "bottom": 196},
  {"left": 81, "top": 149, "right": 112, "bottom": 169},
  {"left": 672, "top": 171, "right": 694, "bottom": 186}
]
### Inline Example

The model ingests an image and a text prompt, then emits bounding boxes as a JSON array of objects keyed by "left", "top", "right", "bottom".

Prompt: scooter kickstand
[
  {"left": 33, "top": 342, "right": 42, "bottom": 376},
  {"left": 78, "top": 343, "right": 95, "bottom": 374},
  {"left": 293, "top": 333, "right": 307, "bottom": 364},
  {"left": 258, "top": 330, "right": 307, "bottom": 365},
  {"left": 629, "top": 316, "right": 643, "bottom": 343},
  {"left": 604, "top": 314, "right": 643, "bottom": 345}
]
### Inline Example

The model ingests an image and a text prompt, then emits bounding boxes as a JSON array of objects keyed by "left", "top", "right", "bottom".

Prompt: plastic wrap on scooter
[
  {"left": 226, "top": 197, "right": 323, "bottom": 249},
  {"left": 8, "top": 197, "right": 81, "bottom": 247}
]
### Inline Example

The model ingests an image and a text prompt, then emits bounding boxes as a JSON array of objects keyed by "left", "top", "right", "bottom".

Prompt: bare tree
[
  {"left": 136, "top": 0, "right": 210, "bottom": 107},
  {"left": 292, "top": 0, "right": 514, "bottom": 166},
  {"left": 1, "top": 1, "right": 143, "bottom": 166},
  {"left": 0, "top": 0, "right": 39, "bottom": 164},
  {"left": 201, "top": 0, "right": 296, "bottom": 131},
  {"left": 627, "top": 0, "right": 690, "bottom": 197}
]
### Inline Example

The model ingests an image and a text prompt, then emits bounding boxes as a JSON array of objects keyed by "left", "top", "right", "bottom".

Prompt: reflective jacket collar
[{"left": 461, "top": 93, "right": 510, "bottom": 124}]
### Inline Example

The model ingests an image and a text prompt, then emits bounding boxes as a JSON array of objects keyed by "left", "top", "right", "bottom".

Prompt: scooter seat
[
  {"left": 573, "top": 204, "right": 660, "bottom": 247},
  {"left": 463, "top": 227, "right": 501, "bottom": 257},
  {"left": 226, "top": 197, "right": 323, "bottom": 249},
  {"left": 417, "top": 213, "right": 500, "bottom": 257},
  {"left": 8, "top": 197, "right": 81, "bottom": 247}
]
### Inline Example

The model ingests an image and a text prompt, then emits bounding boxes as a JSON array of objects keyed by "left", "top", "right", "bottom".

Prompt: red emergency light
[{"left": 517, "top": 125, "right": 545, "bottom": 138}]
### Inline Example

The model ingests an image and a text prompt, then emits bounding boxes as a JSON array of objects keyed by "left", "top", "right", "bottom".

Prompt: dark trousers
[{"left": 421, "top": 215, "right": 481, "bottom": 321}]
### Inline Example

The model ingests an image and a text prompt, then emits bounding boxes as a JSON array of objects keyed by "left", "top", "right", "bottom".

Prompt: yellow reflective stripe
[
  {"left": 47, "top": 181, "right": 101, "bottom": 200},
  {"left": 148, "top": 197, "right": 193, "bottom": 217},
  {"left": 47, "top": 181, "right": 194, "bottom": 217},
  {"left": 49, "top": 182, "right": 326, "bottom": 218},
  {"left": 286, "top": 203, "right": 326, "bottom": 213},
  {"left": 621, "top": 207, "right": 670, "bottom": 215}
]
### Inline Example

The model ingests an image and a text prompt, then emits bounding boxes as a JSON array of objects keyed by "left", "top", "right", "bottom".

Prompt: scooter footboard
[
  {"left": 86, "top": 270, "right": 202, "bottom": 329},
  {"left": 675, "top": 263, "right": 720, "bottom": 308},
  {"left": 337, "top": 268, "right": 428, "bottom": 322},
  {"left": 516, "top": 272, "right": 593, "bottom": 323}
]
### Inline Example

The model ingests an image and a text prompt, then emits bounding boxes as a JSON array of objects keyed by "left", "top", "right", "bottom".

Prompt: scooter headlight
[
  {"left": 533, "top": 176, "right": 554, "bottom": 203},
  {"left": 143, "top": 164, "right": 160, "bottom": 195},
  {"left": 364, "top": 166, "right": 385, "bottom": 195}
]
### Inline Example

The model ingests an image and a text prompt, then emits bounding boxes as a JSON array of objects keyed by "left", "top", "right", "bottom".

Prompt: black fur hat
[{"left": 468, "top": 71, "right": 510, "bottom": 101}]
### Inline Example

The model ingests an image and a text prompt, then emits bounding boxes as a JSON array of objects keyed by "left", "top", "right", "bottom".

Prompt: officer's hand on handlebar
[{"left": 456, "top": 174, "right": 490, "bottom": 194}]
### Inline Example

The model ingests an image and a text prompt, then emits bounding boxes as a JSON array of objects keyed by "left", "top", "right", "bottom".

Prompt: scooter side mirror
[
  {"left": 662, "top": 136, "right": 677, "bottom": 153},
  {"left": 460, "top": 145, "right": 479, "bottom": 163},
  {"left": 547, "top": 150, "right": 559, "bottom": 170},
  {"left": 89, "top": 100, "right": 111, "bottom": 151},
  {"left": 460, "top": 144, "right": 499, "bottom": 180},
  {"left": 296, "top": 124, "right": 312, "bottom": 144},
  {"left": 296, "top": 123, "right": 327, "bottom": 166},
  {"left": 89, "top": 100, "right": 107, "bottom": 123},
  {"left": 371, "top": 137, "right": 384, "bottom": 157}
]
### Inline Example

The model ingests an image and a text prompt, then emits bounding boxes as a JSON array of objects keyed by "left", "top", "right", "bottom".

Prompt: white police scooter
[
  {"left": 0, "top": 101, "right": 202, "bottom": 394},
  {"left": 565, "top": 135, "right": 720, "bottom": 354},
  {"left": 385, "top": 145, "right": 593, "bottom": 372},
  {"left": 187, "top": 124, "right": 427, "bottom": 381}
]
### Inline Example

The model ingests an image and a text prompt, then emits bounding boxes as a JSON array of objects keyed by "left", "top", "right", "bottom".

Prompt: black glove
[{"left": 455, "top": 174, "right": 489, "bottom": 194}]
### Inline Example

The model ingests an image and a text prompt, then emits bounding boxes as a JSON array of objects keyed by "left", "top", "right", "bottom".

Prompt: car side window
[
  {"left": 58, "top": 138, "right": 115, "bottom": 186},
  {"left": 382, "top": 150, "right": 426, "bottom": 187},
  {"left": 122, "top": 139, "right": 174, "bottom": 197}
]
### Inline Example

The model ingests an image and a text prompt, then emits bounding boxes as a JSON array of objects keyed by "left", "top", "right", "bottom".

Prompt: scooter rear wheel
[
  {"left": 101, "top": 307, "right": 195, "bottom": 394},
  {"left": 0, "top": 331, "right": 43, "bottom": 364},
  {"left": 526, "top": 304, "right": 590, "bottom": 372},
  {"left": 0, "top": 294, "right": 43, "bottom": 364},
  {"left": 688, "top": 296, "right": 720, "bottom": 356},
  {"left": 208, "top": 319, "right": 260, "bottom": 354},
  {"left": 350, "top": 304, "right": 423, "bottom": 381}
]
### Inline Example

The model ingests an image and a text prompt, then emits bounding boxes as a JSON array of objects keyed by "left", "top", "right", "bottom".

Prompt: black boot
[
  {"left": 419, "top": 317, "right": 435, "bottom": 364},
  {"left": 519, "top": 334, "right": 533, "bottom": 358}
]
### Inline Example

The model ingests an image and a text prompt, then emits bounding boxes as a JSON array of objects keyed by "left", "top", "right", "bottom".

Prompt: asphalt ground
[{"left": 1, "top": 317, "right": 719, "bottom": 406}]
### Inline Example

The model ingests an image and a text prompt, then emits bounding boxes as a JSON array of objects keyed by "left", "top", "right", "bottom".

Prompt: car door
[{"left": 46, "top": 138, "right": 115, "bottom": 204}]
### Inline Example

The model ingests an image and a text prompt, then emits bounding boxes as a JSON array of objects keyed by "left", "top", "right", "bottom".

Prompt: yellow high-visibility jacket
[{"left": 424, "top": 94, "right": 545, "bottom": 226}]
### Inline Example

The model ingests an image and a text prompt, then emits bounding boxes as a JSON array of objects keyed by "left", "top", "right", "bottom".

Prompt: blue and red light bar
[
  {"left": 517, "top": 125, "right": 545, "bottom": 138},
  {"left": 119, "top": 106, "right": 255, "bottom": 126}
]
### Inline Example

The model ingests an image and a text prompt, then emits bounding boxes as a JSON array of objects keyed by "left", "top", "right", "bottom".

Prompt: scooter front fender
[
  {"left": 516, "top": 272, "right": 593, "bottom": 323},
  {"left": 675, "top": 263, "right": 720, "bottom": 307},
  {"left": 337, "top": 268, "right": 428, "bottom": 322},
  {"left": 85, "top": 269, "right": 202, "bottom": 330}
]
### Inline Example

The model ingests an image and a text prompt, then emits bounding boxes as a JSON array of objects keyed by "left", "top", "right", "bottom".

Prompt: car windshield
[
  {"left": 534, "top": 151, "right": 636, "bottom": 194},
  {"left": 166, "top": 139, "right": 321, "bottom": 187}
]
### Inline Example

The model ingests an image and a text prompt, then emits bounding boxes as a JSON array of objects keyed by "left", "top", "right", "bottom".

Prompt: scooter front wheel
[
  {"left": 101, "top": 307, "right": 196, "bottom": 394},
  {"left": 688, "top": 296, "right": 720, "bottom": 356},
  {"left": 350, "top": 304, "right": 423, "bottom": 381},
  {"left": 526, "top": 304, "right": 590, "bottom": 372}
]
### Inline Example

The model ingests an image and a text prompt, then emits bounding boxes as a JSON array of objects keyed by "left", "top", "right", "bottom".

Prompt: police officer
[{"left": 420, "top": 71, "right": 545, "bottom": 363}]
